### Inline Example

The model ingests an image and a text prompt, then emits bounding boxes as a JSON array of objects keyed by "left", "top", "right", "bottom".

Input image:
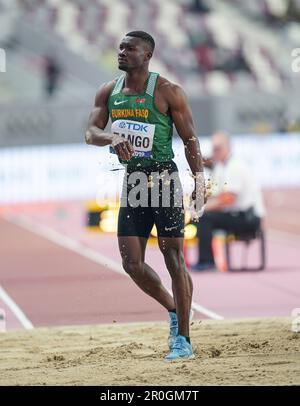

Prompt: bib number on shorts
[{"left": 109, "top": 119, "right": 155, "bottom": 158}]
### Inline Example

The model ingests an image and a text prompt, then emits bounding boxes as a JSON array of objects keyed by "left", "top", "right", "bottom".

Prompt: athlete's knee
[
  {"left": 122, "top": 258, "right": 144, "bottom": 276},
  {"left": 163, "top": 247, "right": 186, "bottom": 276}
]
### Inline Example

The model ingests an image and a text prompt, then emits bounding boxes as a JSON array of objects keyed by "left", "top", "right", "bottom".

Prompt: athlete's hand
[
  {"left": 202, "top": 157, "right": 214, "bottom": 169},
  {"left": 111, "top": 134, "right": 134, "bottom": 161},
  {"left": 190, "top": 186, "right": 206, "bottom": 221},
  {"left": 191, "top": 183, "right": 211, "bottom": 204},
  {"left": 189, "top": 178, "right": 211, "bottom": 221}
]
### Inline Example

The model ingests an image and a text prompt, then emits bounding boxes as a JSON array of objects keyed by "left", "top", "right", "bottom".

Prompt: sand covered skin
[{"left": 0, "top": 317, "right": 299, "bottom": 386}]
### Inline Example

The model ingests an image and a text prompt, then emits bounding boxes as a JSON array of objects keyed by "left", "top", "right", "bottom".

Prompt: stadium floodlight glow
[
  {"left": 99, "top": 217, "right": 118, "bottom": 233},
  {"left": 0, "top": 48, "right": 6, "bottom": 73},
  {"left": 184, "top": 224, "right": 197, "bottom": 240}
]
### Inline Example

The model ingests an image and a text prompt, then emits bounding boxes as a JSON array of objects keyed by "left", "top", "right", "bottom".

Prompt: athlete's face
[{"left": 118, "top": 37, "right": 152, "bottom": 71}]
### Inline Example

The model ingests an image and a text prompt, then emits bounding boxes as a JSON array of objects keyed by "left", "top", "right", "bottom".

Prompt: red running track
[
  {"left": 0, "top": 189, "right": 300, "bottom": 331},
  {"left": 0, "top": 217, "right": 167, "bottom": 330}
]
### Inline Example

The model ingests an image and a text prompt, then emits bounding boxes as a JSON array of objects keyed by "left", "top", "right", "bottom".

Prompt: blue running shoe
[
  {"left": 165, "top": 335, "right": 194, "bottom": 361},
  {"left": 168, "top": 309, "right": 194, "bottom": 350}
]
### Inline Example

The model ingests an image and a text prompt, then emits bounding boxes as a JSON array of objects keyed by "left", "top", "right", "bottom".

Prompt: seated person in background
[{"left": 192, "top": 131, "right": 265, "bottom": 271}]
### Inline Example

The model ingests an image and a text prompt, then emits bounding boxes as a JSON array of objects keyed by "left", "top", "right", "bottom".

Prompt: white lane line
[
  {"left": 4, "top": 214, "right": 125, "bottom": 276},
  {"left": 190, "top": 301, "right": 223, "bottom": 320},
  {"left": 165, "top": 287, "right": 223, "bottom": 320},
  {"left": 3, "top": 213, "right": 224, "bottom": 321},
  {"left": 0, "top": 285, "right": 34, "bottom": 330}
]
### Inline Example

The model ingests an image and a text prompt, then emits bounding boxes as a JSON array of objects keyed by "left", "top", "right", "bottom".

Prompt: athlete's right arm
[{"left": 85, "top": 82, "right": 134, "bottom": 161}]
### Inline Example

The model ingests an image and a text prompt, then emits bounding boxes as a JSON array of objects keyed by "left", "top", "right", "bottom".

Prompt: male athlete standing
[{"left": 86, "top": 31, "right": 205, "bottom": 360}]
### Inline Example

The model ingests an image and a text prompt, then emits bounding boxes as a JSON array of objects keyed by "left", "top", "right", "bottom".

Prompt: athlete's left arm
[
  {"left": 165, "top": 83, "right": 205, "bottom": 201},
  {"left": 167, "top": 85, "right": 203, "bottom": 173}
]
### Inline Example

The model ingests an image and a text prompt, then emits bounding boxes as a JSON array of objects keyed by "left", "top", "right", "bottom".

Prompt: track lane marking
[
  {"left": 0, "top": 285, "right": 34, "bottom": 330},
  {"left": 3, "top": 213, "right": 224, "bottom": 321}
]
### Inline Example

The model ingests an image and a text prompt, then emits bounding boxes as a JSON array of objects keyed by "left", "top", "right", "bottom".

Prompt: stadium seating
[
  {"left": 12, "top": 0, "right": 290, "bottom": 97},
  {"left": 1, "top": 0, "right": 298, "bottom": 107},
  {"left": 224, "top": 0, "right": 300, "bottom": 24},
  {"left": 0, "top": 0, "right": 18, "bottom": 45}
]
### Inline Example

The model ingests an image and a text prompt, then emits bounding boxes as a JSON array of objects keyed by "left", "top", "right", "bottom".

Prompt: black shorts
[{"left": 117, "top": 160, "right": 185, "bottom": 238}]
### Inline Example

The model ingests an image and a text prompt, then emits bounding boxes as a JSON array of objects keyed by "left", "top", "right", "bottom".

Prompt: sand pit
[{"left": 0, "top": 317, "right": 299, "bottom": 386}]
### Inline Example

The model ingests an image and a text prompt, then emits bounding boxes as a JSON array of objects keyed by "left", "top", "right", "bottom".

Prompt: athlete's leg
[
  {"left": 158, "top": 236, "right": 193, "bottom": 338},
  {"left": 118, "top": 236, "right": 175, "bottom": 310}
]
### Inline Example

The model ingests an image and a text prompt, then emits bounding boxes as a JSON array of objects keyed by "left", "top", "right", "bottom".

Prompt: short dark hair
[{"left": 126, "top": 31, "right": 155, "bottom": 52}]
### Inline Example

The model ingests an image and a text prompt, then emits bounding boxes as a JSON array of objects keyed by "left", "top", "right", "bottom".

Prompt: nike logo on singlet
[{"left": 114, "top": 100, "right": 128, "bottom": 106}]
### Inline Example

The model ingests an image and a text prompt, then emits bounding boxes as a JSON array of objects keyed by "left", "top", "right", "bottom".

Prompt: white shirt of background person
[{"left": 207, "top": 131, "right": 265, "bottom": 218}]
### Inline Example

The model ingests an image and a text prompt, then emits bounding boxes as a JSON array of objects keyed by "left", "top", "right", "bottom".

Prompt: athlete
[{"left": 85, "top": 31, "right": 205, "bottom": 361}]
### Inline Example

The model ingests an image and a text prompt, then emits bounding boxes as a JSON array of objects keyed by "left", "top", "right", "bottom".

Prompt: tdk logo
[
  {"left": 119, "top": 121, "right": 148, "bottom": 132},
  {"left": 129, "top": 123, "right": 148, "bottom": 132}
]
